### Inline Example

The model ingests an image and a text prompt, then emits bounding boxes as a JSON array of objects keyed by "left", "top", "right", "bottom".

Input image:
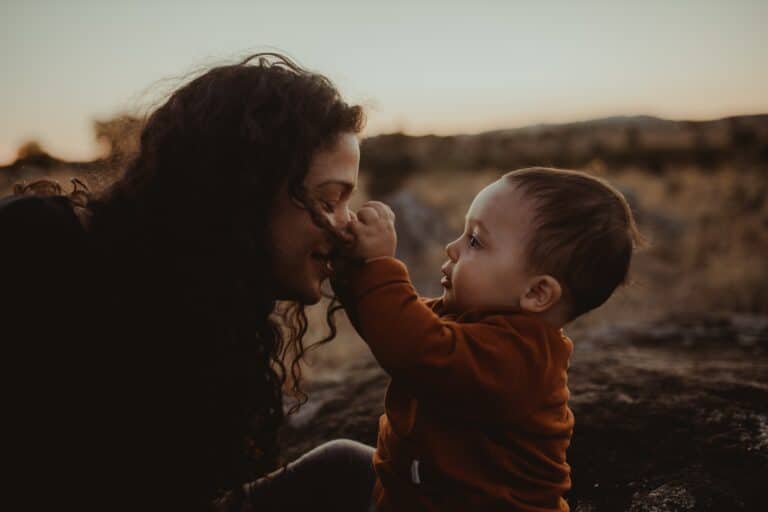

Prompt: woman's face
[{"left": 269, "top": 132, "right": 360, "bottom": 304}]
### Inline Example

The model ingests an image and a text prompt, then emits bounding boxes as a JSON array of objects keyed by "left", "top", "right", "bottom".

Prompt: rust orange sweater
[{"left": 344, "top": 257, "right": 574, "bottom": 512}]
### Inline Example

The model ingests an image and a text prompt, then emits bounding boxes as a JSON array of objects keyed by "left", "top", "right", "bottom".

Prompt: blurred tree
[
  {"left": 13, "top": 140, "right": 58, "bottom": 169},
  {"left": 361, "top": 133, "right": 418, "bottom": 198},
  {"left": 625, "top": 126, "right": 641, "bottom": 151},
  {"left": 728, "top": 117, "right": 757, "bottom": 149},
  {"left": 16, "top": 140, "right": 48, "bottom": 159},
  {"left": 94, "top": 114, "right": 143, "bottom": 162}
]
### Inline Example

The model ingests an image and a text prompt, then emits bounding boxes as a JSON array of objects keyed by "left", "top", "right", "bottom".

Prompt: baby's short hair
[{"left": 503, "top": 167, "right": 643, "bottom": 319}]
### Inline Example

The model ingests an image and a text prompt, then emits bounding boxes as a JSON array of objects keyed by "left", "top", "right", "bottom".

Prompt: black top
[
  {"left": 1, "top": 195, "right": 272, "bottom": 511},
  {"left": 1, "top": 196, "right": 194, "bottom": 510},
  {"left": 0, "top": 195, "right": 90, "bottom": 338},
  {"left": 1, "top": 195, "right": 103, "bottom": 505},
  {"left": 0, "top": 195, "right": 91, "bottom": 399}
]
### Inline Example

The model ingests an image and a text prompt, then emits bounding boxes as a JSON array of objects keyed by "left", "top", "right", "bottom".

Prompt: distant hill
[
  {"left": 482, "top": 115, "right": 668, "bottom": 136},
  {"left": 3, "top": 113, "right": 767, "bottom": 198},
  {"left": 360, "top": 114, "right": 768, "bottom": 196}
]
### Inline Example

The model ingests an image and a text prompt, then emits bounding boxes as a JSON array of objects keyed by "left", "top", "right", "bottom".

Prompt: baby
[{"left": 340, "top": 167, "right": 642, "bottom": 511}]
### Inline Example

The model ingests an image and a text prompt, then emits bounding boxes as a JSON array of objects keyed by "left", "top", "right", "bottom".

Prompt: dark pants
[{"left": 241, "top": 439, "right": 377, "bottom": 512}]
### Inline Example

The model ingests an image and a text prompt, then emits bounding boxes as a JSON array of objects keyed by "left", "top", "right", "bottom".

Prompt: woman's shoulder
[
  {"left": 0, "top": 194, "right": 87, "bottom": 250},
  {"left": 0, "top": 196, "right": 79, "bottom": 226},
  {"left": 0, "top": 194, "right": 90, "bottom": 295},
  {"left": 2, "top": 194, "right": 97, "bottom": 359}
]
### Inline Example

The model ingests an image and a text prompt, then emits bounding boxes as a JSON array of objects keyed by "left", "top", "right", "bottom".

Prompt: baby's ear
[{"left": 520, "top": 275, "right": 562, "bottom": 313}]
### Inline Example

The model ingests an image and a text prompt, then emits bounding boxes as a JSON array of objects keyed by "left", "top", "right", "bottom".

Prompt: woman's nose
[{"left": 328, "top": 206, "right": 352, "bottom": 231}]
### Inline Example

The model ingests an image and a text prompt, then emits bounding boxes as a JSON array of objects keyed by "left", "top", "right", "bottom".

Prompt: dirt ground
[
  {"left": 276, "top": 161, "right": 767, "bottom": 511},
  {"left": 281, "top": 312, "right": 768, "bottom": 511}
]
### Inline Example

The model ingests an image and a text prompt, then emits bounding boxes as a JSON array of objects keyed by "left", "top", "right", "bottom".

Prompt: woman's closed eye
[{"left": 310, "top": 193, "right": 338, "bottom": 213}]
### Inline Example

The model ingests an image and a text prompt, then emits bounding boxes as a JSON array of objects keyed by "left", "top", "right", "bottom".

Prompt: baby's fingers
[
  {"left": 347, "top": 212, "right": 363, "bottom": 235},
  {"left": 356, "top": 205, "right": 380, "bottom": 225},
  {"left": 334, "top": 211, "right": 357, "bottom": 244},
  {"left": 362, "top": 201, "right": 395, "bottom": 222}
]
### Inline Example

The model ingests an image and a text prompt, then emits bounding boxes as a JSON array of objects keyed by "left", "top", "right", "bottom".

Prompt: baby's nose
[{"left": 445, "top": 240, "right": 459, "bottom": 262}]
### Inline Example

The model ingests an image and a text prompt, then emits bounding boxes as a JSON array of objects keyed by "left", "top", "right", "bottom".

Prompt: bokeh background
[
  {"left": 3, "top": 0, "right": 767, "bottom": 371},
  {"left": 3, "top": 2, "right": 767, "bottom": 509}
]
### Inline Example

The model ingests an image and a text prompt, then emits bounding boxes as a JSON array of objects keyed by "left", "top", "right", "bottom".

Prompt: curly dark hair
[{"left": 85, "top": 53, "right": 364, "bottom": 507}]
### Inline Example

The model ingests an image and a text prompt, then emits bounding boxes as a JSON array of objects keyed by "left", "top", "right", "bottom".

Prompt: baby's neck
[{"left": 531, "top": 306, "right": 568, "bottom": 330}]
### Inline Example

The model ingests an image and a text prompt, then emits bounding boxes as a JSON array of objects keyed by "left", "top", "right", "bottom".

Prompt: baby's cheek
[
  {"left": 456, "top": 279, "right": 480, "bottom": 309},
  {"left": 472, "top": 271, "right": 503, "bottom": 305}
]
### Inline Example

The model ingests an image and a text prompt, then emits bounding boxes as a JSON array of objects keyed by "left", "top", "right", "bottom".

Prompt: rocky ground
[{"left": 280, "top": 313, "right": 768, "bottom": 511}]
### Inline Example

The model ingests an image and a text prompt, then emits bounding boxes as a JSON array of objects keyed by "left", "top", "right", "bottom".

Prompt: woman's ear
[{"left": 520, "top": 275, "right": 562, "bottom": 313}]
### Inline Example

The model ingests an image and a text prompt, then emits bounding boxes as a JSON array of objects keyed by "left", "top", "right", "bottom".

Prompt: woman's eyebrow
[{"left": 315, "top": 180, "right": 356, "bottom": 192}]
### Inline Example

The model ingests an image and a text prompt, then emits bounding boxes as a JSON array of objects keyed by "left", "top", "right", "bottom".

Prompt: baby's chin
[{"left": 440, "top": 291, "right": 461, "bottom": 315}]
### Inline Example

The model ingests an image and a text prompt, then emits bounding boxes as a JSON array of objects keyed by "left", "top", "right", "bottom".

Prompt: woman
[{"left": 1, "top": 53, "right": 364, "bottom": 510}]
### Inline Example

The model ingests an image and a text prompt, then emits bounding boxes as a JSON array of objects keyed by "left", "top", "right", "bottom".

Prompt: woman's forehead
[{"left": 305, "top": 133, "right": 360, "bottom": 188}]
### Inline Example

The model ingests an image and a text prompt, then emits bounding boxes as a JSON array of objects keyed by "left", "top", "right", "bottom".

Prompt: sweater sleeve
[
  {"left": 332, "top": 262, "right": 443, "bottom": 335},
  {"left": 347, "top": 257, "right": 550, "bottom": 420}
]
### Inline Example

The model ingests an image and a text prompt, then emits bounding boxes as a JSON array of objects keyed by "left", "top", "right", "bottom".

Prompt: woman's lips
[{"left": 441, "top": 276, "right": 452, "bottom": 289}]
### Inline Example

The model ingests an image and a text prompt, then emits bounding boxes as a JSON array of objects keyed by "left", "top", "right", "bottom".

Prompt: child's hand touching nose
[{"left": 348, "top": 201, "right": 397, "bottom": 261}]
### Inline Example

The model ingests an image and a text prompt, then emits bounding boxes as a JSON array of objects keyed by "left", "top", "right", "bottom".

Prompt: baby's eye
[
  {"left": 319, "top": 200, "right": 335, "bottom": 213},
  {"left": 468, "top": 234, "right": 480, "bottom": 248}
]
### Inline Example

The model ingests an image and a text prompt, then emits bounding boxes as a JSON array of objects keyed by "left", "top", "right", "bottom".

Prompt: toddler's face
[{"left": 441, "top": 179, "right": 536, "bottom": 314}]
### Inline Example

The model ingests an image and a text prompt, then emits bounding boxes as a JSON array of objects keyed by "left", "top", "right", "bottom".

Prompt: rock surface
[{"left": 281, "top": 313, "right": 768, "bottom": 511}]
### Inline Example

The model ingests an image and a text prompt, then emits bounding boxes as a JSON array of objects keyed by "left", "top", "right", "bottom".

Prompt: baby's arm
[
  {"left": 346, "top": 200, "right": 397, "bottom": 261},
  {"left": 344, "top": 203, "right": 547, "bottom": 421},
  {"left": 334, "top": 200, "right": 438, "bottom": 327}
]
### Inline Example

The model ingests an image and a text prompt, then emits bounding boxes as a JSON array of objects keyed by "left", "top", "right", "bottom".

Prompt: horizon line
[{"left": 2, "top": 110, "right": 767, "bottom": 167}]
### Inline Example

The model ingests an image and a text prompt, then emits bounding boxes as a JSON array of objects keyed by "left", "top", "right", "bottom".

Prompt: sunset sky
[{"left": 1, "top": 0, "right": 766, "bottom": 164}]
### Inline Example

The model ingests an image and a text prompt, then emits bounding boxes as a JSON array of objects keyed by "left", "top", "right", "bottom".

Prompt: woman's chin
[
  {"left": 281, "top": 255, "right": 333, "bottom": 304},
  {"left": 298, "top": 278, "right": 324, "bottom": 305},
  {"left": 302, "top": 289, "right": 323, "bottom": 305},
  {"left": 300, "top": 257, "right": 332, "bottom": 304},
  {"left": 274, "top": 274, "right": 323, "bottom": 305}
]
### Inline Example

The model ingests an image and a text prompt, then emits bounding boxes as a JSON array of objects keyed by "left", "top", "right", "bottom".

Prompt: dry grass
[
  {"left": 609, "top": 165, "right": 768, "bottom": 315},
  {"left": 297, "top": 163, "right": 767, "bottom": 379},
  {"left": 5, "top": 152, "right": 764, "bottom": 376}
]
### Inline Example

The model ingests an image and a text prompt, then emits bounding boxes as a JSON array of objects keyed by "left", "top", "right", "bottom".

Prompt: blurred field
[
  {"left": 6, "top": 115, "right": 764, "bottom": 511},
  {"left": 299, "top": 164, "right": 767, "bottom": 380},
  {"left": 290, "top": 144, "right": 768, "bottom": 511},
  {"left": 3, "top": 114, "right": 767, "bottom": 380}
]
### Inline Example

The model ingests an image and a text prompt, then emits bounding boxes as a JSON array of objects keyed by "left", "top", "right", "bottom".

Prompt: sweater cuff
[{"left": 349, "top": 257, "right": 412, "bottom": 300}]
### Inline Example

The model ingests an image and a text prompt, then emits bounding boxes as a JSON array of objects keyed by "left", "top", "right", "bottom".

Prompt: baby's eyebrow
[{"left": 465, "top": 217, "right": 490, "bottom": 235}]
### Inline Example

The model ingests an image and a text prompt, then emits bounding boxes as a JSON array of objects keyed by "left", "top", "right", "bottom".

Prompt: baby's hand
[{"left": 349, "top": 201, "right": 397, "bottom": 260}]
